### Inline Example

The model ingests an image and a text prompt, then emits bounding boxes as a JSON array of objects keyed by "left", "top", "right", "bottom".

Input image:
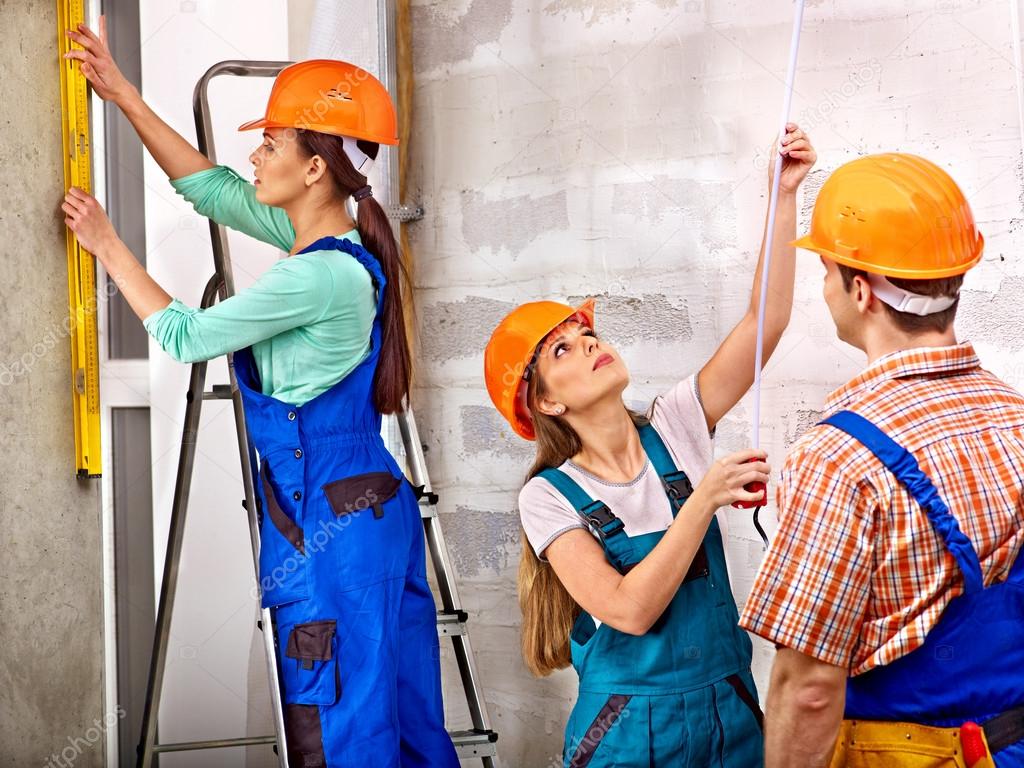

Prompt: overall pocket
[
  {"left": 322, "top": 471, "right": 403, "bottom": 519},
  {"left": 256, "top": 463, "right": 311, "bottom": 608},
  {"left": 282, "top": 619, "right": 340, "bottom": 706},
  {"left": 318, "top": 471, "right": 411, "bottom": 590},
  {"left": 564, "top": 692, "right": 639, "bottom": 768},
  {"left": 261, "top": 463, "right": 305, "bottom": 554}
]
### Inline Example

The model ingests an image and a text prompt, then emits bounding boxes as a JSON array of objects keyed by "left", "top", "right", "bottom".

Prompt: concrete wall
[
  {"left": 407, "top": 0, "right": 1024, "bottom": 764},
  {"left": 0, "top": 1, "right": 105, "bottom": 765}
]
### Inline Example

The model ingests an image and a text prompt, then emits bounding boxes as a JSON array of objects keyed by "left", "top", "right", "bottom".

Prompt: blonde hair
[{"left": 518, "top": 365, "right": 648, "bottom": 676}]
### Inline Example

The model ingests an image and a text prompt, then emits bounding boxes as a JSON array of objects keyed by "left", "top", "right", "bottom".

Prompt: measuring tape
[
  {"left": 731, "top": 0, "right": 806, "bottom": 548},
  {"left": 57, "top": 0, "right": 102, "bottom": 479}
]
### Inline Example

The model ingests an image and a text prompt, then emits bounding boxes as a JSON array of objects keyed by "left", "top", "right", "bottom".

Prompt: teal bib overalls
[{"left": 540, "top": 423, "right": 764, "bottom": 767}]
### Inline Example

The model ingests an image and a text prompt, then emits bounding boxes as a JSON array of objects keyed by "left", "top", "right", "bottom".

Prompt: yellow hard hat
[{"left": 792, "top": 153, "right": 983, "bottom": 279}]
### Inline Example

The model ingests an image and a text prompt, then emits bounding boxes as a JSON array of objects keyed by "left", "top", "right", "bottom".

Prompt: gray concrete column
[{"left": 0, "top": 2, "right": 106, "bottom": 765}]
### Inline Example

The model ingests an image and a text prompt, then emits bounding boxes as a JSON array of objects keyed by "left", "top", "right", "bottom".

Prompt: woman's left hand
[
  {"left": 772, "top": 122, "right": 816, "bottom": 194},
  {"left": 61, "top": 186, "right": 118, "bottom": 255}
]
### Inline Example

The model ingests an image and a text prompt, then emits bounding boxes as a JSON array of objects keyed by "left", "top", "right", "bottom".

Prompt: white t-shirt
[{"left": 518, "top": 374, "right": 717, "bottom": 562}]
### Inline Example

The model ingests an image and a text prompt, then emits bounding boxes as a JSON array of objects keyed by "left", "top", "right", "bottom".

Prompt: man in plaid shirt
[{"left": 740, "top": 154, "right": 1024, "bottom": 767}]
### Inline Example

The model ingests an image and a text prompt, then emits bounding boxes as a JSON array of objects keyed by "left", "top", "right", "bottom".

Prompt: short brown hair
[{"left": 837, "top": 265, "right": 963, "bottom": 334}]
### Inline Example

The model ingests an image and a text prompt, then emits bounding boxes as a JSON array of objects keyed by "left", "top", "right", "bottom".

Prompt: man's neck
[{"left": 862, "top": 328, "right": 959, "bottom": 366}]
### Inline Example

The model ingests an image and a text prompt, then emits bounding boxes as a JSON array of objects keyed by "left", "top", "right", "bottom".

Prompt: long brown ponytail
[
  {"left": 294, "top": 129, "right": 411, "bottom": 414},
  {"left": 519, "top": 365, "right": 649, "bottom": 676}
]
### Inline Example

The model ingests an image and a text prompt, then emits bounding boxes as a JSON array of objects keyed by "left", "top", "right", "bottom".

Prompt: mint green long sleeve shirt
[{"left": 143, "top": 165, "right": 375, "bottom": 407}]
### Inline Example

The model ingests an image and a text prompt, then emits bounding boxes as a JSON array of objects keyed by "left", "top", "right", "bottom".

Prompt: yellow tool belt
[{"left": 828, "top": 719, "right": 996, "bottom": 768}]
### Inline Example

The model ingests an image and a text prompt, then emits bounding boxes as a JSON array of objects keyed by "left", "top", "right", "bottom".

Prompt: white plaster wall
[
  {"left": 406, "top": 1, "right": 1024, "bottom": 765},
  {"left": 141, "top": 3, "right": 288, "bottom": 764}
]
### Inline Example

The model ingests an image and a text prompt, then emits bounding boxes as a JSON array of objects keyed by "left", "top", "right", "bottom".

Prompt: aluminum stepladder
[{"left": 135, "top": 59, "right": 499, "bottom": 767}]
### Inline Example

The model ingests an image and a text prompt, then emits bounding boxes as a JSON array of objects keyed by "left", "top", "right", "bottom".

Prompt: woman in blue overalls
[
  {"left": 62, "top": 25, "right": 458, "bottom": 767},
  {"left": 482, "top": 125, "right": 816, "bottom": 766}
]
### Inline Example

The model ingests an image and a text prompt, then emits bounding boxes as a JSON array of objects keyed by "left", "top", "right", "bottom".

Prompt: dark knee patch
[{"left": 285, "top": 703, "right": 326, "bottom": 767}]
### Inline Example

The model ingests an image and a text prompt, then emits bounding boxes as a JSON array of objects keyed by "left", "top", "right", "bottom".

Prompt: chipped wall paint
[{"left": 408, "top": 0, "right": 1024, "bottom": 763}]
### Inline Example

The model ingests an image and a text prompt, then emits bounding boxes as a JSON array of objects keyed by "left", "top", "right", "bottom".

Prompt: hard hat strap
[
  {"left": 341, "top": 135, "right": 375, "bottom": 177},
  {"left": 865, "top": 271, "right": 958, "bottom": 316}
]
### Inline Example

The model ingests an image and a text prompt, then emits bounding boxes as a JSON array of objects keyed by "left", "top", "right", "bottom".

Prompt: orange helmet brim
[
  {"left": 238, "top": 117, "right": 270, "bottom": 132},
  {"left": 790, "top": 234, "right": 814, "bottom": 251},
  {"left": 790, "top": 233, "right": 983, "bottom": 279},
  {"left": 237, "top": 116, "right": 400, "bottom": 146}
]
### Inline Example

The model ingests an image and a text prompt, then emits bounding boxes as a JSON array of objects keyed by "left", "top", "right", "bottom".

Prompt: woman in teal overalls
[
  {"left": 62, "top": 23, "right": 458, "bottom": 767},
  {"left": 483, "top": 125, "right": 816, "bottom": 766}
]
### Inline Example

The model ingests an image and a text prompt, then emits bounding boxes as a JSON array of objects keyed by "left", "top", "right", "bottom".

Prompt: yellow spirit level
[{"left": 57, "top": 0, "right": 102, "bottom": 478}]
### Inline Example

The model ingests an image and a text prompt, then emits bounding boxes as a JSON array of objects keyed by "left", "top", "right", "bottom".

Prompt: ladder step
[
  {"left": 437, "top": 610, "right": 469, "bottom": 636},
  {"left": 152, "top": 729, "right": 496, "bottom": 757},
  {"left": 413, "top": 485, "right": 439, "bottom": 519},
  {"left": 450, "top": 729, "right": 499, "bottom": 759},
  {"left": 154, "top": 735, "right": 276, "bottom": 752},
  {"left": 202, "top": 384, "right": 233, "bottom": 400}
]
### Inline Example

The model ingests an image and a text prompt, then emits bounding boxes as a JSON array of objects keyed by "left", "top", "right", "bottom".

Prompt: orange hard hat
[
  {"left": 484, "top": 298, "right": 596, "bottom": 441},
  {"left": 791, "top": 153, "right": 983, "bottom": 279},
  {"left": 238, "top": 59, "right": 398, "bottom": 146}
]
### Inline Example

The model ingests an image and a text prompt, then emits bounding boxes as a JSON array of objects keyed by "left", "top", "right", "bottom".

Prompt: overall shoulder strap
[
  {"left": 638, "top": 423, "right": 694, "bottom": 515},
  {"left": 1010, "top": 540, "right": 1024, "bottom": 582},
  {"left": 297, "top": 235, "right": 387, "bottom": 315},
  {"left": 536, "top": 467, "right": 625, "bottom": 545},
  {"left": 819, "top": 410, "right": 984, "bottom": 593}
]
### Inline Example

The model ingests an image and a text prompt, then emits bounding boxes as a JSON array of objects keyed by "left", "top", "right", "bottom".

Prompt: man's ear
[{"left": 851, "top": 273, "right": 876, "bottom": 314}]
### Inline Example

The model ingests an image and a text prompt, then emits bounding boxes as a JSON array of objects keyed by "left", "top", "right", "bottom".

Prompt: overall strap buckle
[
  {"left": 580, "top": 500, "right": 625, "bottom": 543},
  {"left": 662, "top": 470, "right": 694, "bottom": 510}
]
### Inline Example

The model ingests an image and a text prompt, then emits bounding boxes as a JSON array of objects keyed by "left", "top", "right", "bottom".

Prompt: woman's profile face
[
  {"left": 249, "top": 127, "right": 307, "bottom": 207},
  {"left": 534, "top": 319, "right": 629, "bottom": 417}
]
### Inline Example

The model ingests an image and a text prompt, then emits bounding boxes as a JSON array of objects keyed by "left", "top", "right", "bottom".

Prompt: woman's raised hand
[
  {"left": 773, "top": 122, "right": 817, "bottom": 194},
  {"left": 695, "top": 449, "right": 770, "bottom": 509},
  {"left": 64, "top": 16, "right": 136, "bottom": 106}
]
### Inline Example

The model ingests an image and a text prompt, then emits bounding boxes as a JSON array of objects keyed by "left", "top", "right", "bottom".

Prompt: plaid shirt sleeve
[{"left": 738, "top": 438, "right": 877, "bottom": 668}]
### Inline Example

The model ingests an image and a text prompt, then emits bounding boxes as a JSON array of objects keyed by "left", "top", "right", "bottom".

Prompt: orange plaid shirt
[{"left": 739, "top": 343, "right": 1024, "bottom": 675}]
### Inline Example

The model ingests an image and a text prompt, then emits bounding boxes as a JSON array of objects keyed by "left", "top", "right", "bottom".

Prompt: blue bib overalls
[
  {"left": 233, "top": 236, "right": 459, "bottom": 767},
  {"left": 821, "top": 411, "right": 1024, "bottom": 767},
  {"left": 539, "top": 423, "right": 764, "bottom": 767}
]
